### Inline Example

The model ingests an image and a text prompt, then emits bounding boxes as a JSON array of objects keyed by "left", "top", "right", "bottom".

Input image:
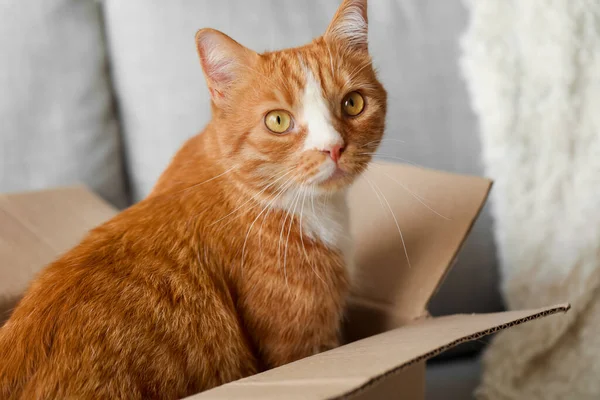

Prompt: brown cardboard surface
[
  {"left": 351, "top": 363, "right": 425, "bottom": 400},
  {"left": 345, "top": 164, "right": 492, "bottom": 338},
  {"left": 0, "top": 186, "right": 117, "bottom": 320},
  {"left": 185, "top": 305, "right": 569, "bottom": 400}
]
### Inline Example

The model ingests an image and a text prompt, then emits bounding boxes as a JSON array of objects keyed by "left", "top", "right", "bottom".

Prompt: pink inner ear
[
  {"left": 207, "top": 60, "right": 234, "bottom": 85},
  {"left": 197, "top": 33, "right": 236, "bottom": 88},
  {"left": 200, "top": 51, "right": 230, "bottom": 99}
]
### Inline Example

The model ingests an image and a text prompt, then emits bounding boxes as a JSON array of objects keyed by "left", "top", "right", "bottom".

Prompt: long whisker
[
  {"left": 369, "top": 164, "right": 451, "bottom": 220},
  {"left": 162, "top": 165, "right": 237, "bottom": 200},
  {"left": 310, "top": 188, "right": 317, "bottom": 218},
  {"left": 364, "top": 173, "right": 387, "bottom": 216},
  {"left": 283, "top": 186, "right": 305, "bottom": 288},
  {"left": 258, "top": 181, "right": 286, "bottom": 261},
  {"left": 279, "top": 188, "right": 301, "bottom": 287},
  {"left": 241, "top": 175, "right": 297, "bottom": 276},
  {"left": 363, "top": 138, "right": 406, "bottom": 147},
  {"left": 299, "top": 187, "right": 326, "bottom": 285},
  {"left": 257, "top": 173, "right": 294, "bottom": 253},
  {"left": 262, "top": 174, "right": 297, "bottom": 236},
  {"left": 209, "top": 168, "right": 295, "bottom": 227},
  {"left": 183, "top": 165, "right": 236, "bottom": 190},
  {"left": 364, "top": 176, "right": 412, "bottom": 269},
  {"left": 361, "top": 154, "right": 424, "bottom": 169},
  {"left": 277, "top": 192, "right": 292, "bottom": 276}
]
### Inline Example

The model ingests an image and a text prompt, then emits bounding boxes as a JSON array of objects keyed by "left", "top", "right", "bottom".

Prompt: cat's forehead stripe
[
  {"left": 264, "top": 52, "right": 304, "bottom": 108},
  {"left": 301, "top": 66, "right": 343, "bottom": 152}
]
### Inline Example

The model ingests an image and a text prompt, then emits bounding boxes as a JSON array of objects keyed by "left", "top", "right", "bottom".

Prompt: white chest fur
[{"left": 297, "top": 191, "right": 355, "bottom": 282}]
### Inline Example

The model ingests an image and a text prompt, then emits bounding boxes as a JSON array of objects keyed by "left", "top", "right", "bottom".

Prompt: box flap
[
  {"left": 0, "top": 186, "right": 117, "bottom": 319},
  {"left": 184, "top": 305, "right": 569, "bottom": 400},
  {"left": 346, "top": 163, "right": 492, "bottom": 334}
]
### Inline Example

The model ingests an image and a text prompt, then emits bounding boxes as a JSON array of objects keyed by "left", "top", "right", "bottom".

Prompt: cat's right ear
[
  {"left": 195, "top": 28, "right": 258, "bottom": 106},
  {"left": 325, "top": 0, "right": 369, "bottom": 53}
]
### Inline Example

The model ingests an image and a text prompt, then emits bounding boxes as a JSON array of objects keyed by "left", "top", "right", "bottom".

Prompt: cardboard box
[{"left": 0, "top": 163, "right": 568, "bottom": 399}]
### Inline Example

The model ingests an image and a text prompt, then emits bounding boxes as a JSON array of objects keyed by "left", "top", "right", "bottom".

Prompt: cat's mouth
[
  {"left": 297, "top": 151, "right": 359, "bottom": 190},
  {"left": 321, "top": 167, "right": 347, "bottom": 185},
  {"left": 315, "top": 165, "right": 356, "bottom": 192}
]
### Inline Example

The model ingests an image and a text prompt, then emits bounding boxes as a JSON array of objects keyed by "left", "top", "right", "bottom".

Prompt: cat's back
[{"left": 0, "top": 196, "right": 257, "bottom": 399}]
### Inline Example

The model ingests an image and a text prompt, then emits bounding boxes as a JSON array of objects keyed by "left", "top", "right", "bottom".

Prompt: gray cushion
[
  {"left": 103, "top": 0, "right": 502, "bottom": 320},
  {"left": 426, "top": 357, "right": 481, "bottom": 400},
  {"left": 0, "top": 0, "right": 128, "bottom": 208}
]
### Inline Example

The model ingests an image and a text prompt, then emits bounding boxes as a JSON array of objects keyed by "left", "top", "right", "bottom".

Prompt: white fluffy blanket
[{"left": 460, "top": 1, "right": 600, "bottom": 398}]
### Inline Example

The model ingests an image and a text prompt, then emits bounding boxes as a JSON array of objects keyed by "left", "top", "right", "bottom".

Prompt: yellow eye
[
  {"left": 342, "top": 91, "right": 365, "bottom": 117},
  {"left": 265, "top": 110, "right": 292, "bottom": 134}
]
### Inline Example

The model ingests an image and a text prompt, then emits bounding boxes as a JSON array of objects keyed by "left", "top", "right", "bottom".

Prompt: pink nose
[{"left": 322, "top": 145, "right": 344, "bottom": 163}]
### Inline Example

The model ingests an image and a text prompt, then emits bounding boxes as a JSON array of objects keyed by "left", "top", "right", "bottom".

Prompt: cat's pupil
[
  {"left": 277, "top": 115, "right": 281, "bottom": 124},
  {"left": 349, "top": 98, "right": 355, "bottom": 107}
]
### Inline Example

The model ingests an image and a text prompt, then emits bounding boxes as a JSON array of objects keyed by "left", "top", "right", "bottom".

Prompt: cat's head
[{"left": 195, "top": 0, "right": 386, "bottom": 199}]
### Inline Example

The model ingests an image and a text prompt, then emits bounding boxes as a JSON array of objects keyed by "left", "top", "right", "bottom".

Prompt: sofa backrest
[{"left": 0, "top": 0, "right": 129, "bottom": 208}]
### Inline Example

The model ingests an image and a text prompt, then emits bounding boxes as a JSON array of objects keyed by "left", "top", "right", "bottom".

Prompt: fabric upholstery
[
  {"left": 426, "top": 356, "right": 481, "bottom": 399},
  {"left": 462, "top": 1, "right": 600, "bottom": 398},
  {"left": 0, "top": 0, "right": 128, "bottom": 208}
]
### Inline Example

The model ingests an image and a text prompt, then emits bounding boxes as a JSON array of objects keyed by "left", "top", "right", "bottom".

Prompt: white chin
[{"left": 311, "top": 161, "right": 337, "bottom": 185}]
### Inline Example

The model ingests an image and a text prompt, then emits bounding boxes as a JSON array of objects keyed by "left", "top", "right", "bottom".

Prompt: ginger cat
[{"left": 0, "top": 0, "right": 387, "bottom": 398}]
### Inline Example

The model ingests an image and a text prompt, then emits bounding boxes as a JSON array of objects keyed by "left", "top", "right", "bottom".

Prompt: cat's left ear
[
  {"left": 324, "top": 0, "right": 369, "bottom": 52},
  {"left": 195, "top": 28, "right": 259, "bottom": 106}
]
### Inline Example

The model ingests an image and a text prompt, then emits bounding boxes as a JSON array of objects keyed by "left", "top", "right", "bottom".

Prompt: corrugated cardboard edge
[{"left": 333, "top": 304, "right": 570, "bottom": 399}]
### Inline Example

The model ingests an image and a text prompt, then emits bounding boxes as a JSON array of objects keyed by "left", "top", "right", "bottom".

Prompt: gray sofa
[{"left": 0, "top": 1, "right": 503, "bottom": 398}]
